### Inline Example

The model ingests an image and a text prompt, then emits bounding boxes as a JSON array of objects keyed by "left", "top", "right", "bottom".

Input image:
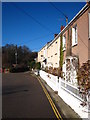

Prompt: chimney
[
  {"left": 54, "top": 34, "right": 58, "bottom": 38},
  {"left": 61, "top": 25, "right": 65, "bottom": 31},
  {"left": 86, "top": 0, "right": 90, "bottom": 6}
]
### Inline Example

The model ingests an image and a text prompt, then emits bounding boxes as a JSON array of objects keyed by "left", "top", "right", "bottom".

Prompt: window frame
[
  {"left": 72, "top": 24, "right": 78, "bottom": 46},
  {"left": 62, "top": 34, "right": 66, "bottom": 51}
]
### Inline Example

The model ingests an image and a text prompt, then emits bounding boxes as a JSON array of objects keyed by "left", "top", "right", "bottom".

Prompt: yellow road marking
[
  {"left": 37, "top": 76, "right": 63, "bottom": 120},
  {"left": 39, "top": 80, "right": 59, "bottom": 119}
]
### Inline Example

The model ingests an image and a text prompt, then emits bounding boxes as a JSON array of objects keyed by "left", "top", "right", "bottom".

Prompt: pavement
[{"left": 33, "top": 73, "right": 82, "bottom": 120}]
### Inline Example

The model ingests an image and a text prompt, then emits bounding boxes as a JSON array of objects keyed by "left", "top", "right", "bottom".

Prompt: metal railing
[{"left": 61, "top": 79, "right": 84, "bottom": 102}]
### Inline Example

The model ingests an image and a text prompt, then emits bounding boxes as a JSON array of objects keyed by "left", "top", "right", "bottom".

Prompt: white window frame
[
  {"left": 72, "top": 25, "right": 78, "bottom": 46},
  {"left": 63, "top": 35, "right": 66, "bottom": 51}
]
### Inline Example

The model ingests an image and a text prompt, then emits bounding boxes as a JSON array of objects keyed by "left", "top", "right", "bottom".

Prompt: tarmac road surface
[{"left": 2, "top": 72, "right": 60, "bottom": 119}]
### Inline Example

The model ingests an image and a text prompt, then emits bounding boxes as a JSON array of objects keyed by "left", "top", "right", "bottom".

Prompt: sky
[{"left": 2, "top": 2, "right": 86, "bottom": 51}]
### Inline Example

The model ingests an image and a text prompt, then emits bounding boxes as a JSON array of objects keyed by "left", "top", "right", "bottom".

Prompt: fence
[
  {"left": 39, "top": 70, "right": 84, "bottom": 102},
  {"left": 39, "top": 70, "right": 89, "bottom": 118}
]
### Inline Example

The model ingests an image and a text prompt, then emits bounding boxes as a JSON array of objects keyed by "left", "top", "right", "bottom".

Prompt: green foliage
[
  {"left": 29, "top": 61, "right": 36, "bottom": 69},
  {"left": 2, "top": 44, "right": 37, "bottom": 69},
  {"left": 35, "top": 62, "right": 41, "bottom": 70},
  {"left": 60, "top": 34, "right": 63, "bottom": 72},
  {"left": 10, "top": 64, "right": 29, "bottom": 73},
  {"left": 29, "top": 61, "right": 41, "bottom": 70}
]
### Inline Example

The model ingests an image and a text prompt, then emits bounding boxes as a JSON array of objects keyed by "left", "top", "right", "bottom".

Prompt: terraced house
[
  {"left": 38, "top": 2, "right": 90, "bottom": 86},
  {"left": 38, "top": 42, "right": 50, "bottom": 69},
  {"left": 47, "top": 34, "right": 60, "bottom": 68},
  {"left": 61, "top": 2, "right": 90, "bottom": 86}
]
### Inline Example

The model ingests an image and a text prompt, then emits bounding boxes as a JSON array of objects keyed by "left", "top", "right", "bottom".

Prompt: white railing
[
  {"left": 39, "top": 70, "right": 83, "bottom": 101},
  {"left": 60, "top": 79, "right": 83, "bottom": 102},
  {"left": 39, "top": 70, "right": 88, "bottom": 118}
]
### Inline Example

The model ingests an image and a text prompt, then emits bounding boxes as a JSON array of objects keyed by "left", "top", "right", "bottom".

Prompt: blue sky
[{"left": 2, "top": 2, "right": 86, "bottom": 51}]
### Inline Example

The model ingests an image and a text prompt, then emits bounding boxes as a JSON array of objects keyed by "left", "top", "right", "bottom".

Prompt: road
[{"left": 2, "top": 72, "right": 58, "bottom": 119}]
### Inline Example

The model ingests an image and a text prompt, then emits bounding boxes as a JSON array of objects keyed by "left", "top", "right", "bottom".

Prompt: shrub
[
  {"left": 44, "top": 66, "right": 49, "bottom": 72},
  {"left": 47, "top": 67, "right": 62, "bottom": 77},
  {"left": 77, "top": 60, "right": 90, "bottom": 91},
  {"left": 10, "top": 65, "right": 29, "bottom": 73},
  {"left": 35, "top": 62, "right": 41, "bottom": 70},
  {"left": 29, "top": 61, "right": 35, "bottom": 69}
]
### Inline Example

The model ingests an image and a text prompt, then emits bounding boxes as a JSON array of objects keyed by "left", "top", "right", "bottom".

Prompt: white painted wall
[{"left": 39, "top": 70, "right": 89, "bottom": 118}]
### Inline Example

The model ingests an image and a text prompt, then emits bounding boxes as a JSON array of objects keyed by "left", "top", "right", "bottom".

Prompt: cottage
[{"left": 38, "top": 3, "right": 90, "bottom": 84}]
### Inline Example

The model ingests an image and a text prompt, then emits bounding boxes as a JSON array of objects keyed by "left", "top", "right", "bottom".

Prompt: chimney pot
[
  {"left": 86, "top": 0, "right": 90, "bottom": 6},
  {"left": 54, "top": 34, "right": 58, "bottom": 38},
  {"left": 61, "top": 25, "right": 65, "bottom": 31}
]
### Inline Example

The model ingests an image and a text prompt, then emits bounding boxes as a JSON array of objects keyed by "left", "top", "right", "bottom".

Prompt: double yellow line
[{"left": 37, "top": 77, "right": 63, "bottom": 120}]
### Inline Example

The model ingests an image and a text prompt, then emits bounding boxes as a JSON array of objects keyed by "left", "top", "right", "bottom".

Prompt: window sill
[
  {"left": 72, "top": 43, "right": 78, "bottom": 47},
  {"left": 63, "top": 48, "right": 66, "bottom": 52}
]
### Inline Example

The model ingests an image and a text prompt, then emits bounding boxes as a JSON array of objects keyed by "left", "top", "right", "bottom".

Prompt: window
[
  {"left": 41, "top": 55, "right": 43, "bottom": 57},
  {"left": 89, "top": 13, "right": 90, "bottom": 39},
  {"left": 72, "top": 25, "right": 78, "bottom": 46},
  {"left": 56, "top": 41, "right": 57, "bottom": 44},
  {"left": 55, "top": 53, "right": 57, "bottom": 55},
  {"left": 63, "top": 35, "right": 66, "bottom": 50}
]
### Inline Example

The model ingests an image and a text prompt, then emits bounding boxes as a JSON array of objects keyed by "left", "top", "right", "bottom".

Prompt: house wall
[
  {"left": 62, "top": 10, "right": 89, "bottom": 66},
  {"left": 63, "top": 31, "right": 68, "bottom": 63},
  {"left": 38, "top": 49, "right": 44, "bottom": 63},
  {"left": 47, "top": 36, "right": 60, "bottom": 68},
  {"left": 74, "top": 10, "right": 88, "bottom": 66},
  {"left": 38, "top": 44, "right": 49, "bottom": 68},
  {"left": 38, "top": 4, "right": 90, "bottom": 69},
  {"left": 88, "top": 8, "right": 90, "bottom": 60}
]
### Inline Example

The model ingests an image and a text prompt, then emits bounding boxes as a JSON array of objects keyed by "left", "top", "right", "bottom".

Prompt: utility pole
[
  {"left": 15, "top": 45, "right": 17, "bottom": 65},
  {"left": 66, "top": 16, "right": 68, "bottom": 25}
]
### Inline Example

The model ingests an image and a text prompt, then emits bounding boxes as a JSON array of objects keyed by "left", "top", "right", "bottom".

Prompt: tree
[{"left": 2, "top": 44, "right": 37, "bottom": 69}]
